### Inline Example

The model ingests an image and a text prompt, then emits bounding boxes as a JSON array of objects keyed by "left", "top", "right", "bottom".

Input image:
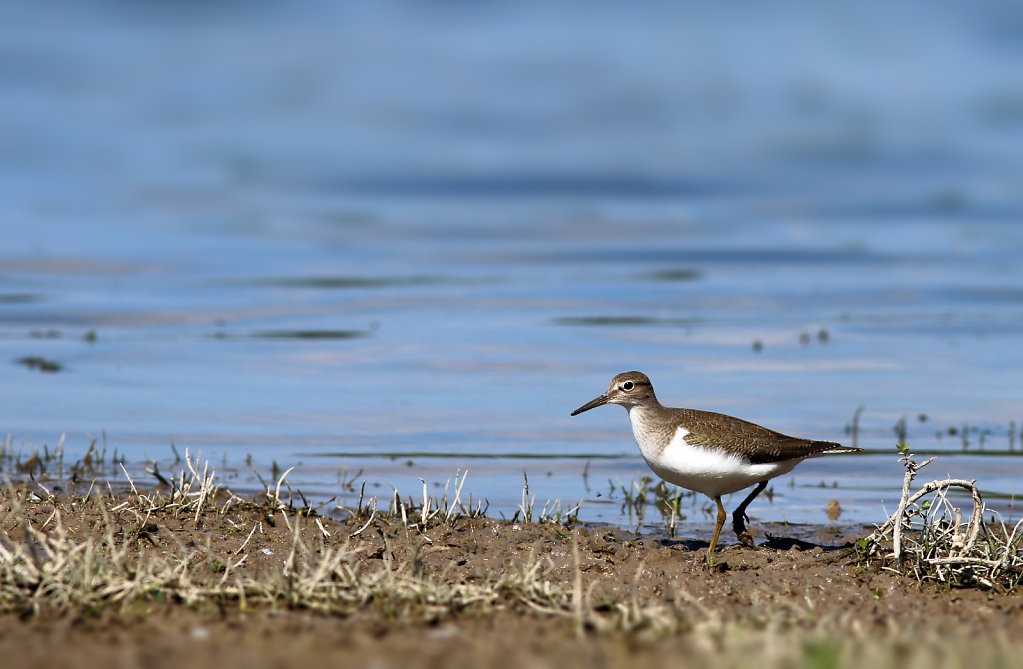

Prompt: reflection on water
[
  {"left": 2, "top": 2, "right": 1023, "bottom": 532},
  {"left": 247, "top": 330, "right": 370, "bottom": 341},
  {"left": 552, "top": 316, "right": 700, "bottom": 327},
  {"left": 237, "top": 276, "right": 458, "bottom": 290}
]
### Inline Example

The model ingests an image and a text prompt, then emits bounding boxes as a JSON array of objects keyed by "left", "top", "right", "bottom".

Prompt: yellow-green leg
[{"left": 708, "top": 496, "right": 727, "bottom": 557}]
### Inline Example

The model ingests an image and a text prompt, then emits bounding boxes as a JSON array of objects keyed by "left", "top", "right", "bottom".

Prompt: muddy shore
[{"left": 2, "top": 481, "right": 1022, "bottom": 669}]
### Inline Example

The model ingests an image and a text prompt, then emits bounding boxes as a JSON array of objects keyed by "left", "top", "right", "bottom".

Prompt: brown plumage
[
  {"left": 669, "top": 407, "right": 851, "bottom": 464},
  {"left": 571, "top": 371, "right": 860, "bottom": 557}
]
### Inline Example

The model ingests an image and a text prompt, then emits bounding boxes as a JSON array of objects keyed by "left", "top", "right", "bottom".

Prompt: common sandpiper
[{"left": 572, "top": 371, "right": 859, "bottom": 555}]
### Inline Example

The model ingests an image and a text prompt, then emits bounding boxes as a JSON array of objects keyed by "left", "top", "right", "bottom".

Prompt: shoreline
[{"left": 2, "top": 475, "right": 1023, "bottom": 668}]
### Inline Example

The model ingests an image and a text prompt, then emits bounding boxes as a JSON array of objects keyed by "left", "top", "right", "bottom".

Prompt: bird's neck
[{"left": 626, "top": 401, "right": 675, "bottom": 459}]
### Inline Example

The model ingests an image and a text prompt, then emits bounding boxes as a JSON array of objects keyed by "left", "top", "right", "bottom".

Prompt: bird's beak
[{"left": 571, "top": 394, "right": 610, "bottom": 416}]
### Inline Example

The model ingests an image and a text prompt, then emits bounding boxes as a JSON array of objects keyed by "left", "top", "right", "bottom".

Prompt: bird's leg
[
  {"left": 732, "top": 480, "right": 768, "bottom": 547},
  {"left": 708, "top": 496, "right": 727, "bottom": 559}
]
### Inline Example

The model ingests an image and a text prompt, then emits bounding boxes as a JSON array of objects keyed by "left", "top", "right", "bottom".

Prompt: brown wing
[{"left": 676, "top": 408, "right": 856, "bottom": 464}]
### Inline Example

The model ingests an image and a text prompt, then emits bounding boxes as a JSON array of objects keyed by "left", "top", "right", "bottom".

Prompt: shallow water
[{"left": 3, "top": 2, "right": 1023, "bottom": 533}]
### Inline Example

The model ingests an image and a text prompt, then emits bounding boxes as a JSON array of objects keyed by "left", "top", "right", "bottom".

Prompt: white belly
[{"left": 634, "top": 423, "right": 801, "bottom": 499}]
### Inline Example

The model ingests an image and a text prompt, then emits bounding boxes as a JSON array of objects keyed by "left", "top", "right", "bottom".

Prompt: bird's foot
[
  {"left": 735, "top": 530, "right": 759, "bottom": 548},
  {"left": 731, "top": 512, "right": 751, "bottom": 539}
]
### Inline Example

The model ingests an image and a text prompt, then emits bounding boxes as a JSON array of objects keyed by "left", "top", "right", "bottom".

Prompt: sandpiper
[{"left": 572, "top": 371, "right": 859, "bottom": 555}]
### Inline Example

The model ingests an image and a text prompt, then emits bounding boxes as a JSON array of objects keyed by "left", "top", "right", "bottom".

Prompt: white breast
[{"left": 628, "top": 408, "right": 801, "bottom": 499}]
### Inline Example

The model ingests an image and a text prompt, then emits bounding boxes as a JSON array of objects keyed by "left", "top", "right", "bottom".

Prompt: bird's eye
[{"left": 622, "top": 381, "right": 635, "bottom": 391}]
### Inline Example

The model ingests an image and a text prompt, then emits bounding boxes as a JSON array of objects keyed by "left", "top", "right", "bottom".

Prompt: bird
[{"left": 571, "top": 371, "right": 859, "bottom": 555}]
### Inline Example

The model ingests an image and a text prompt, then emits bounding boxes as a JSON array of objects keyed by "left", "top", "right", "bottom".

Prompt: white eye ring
[{"left": 622, "top": 381, "right": 635, "bottom": 391}]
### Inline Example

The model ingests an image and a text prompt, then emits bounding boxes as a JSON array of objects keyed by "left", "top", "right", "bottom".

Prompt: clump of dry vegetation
[
  {"left": 0, "top": 448, "right": 671, "bottom": 635},
  {"left": 858, "top": 446, "right": 1023, "bottom": 590}
]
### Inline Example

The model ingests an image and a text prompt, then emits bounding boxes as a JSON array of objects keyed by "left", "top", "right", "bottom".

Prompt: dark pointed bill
[{"left": 571, "top": 394, "right": 610, "bottom": 416}]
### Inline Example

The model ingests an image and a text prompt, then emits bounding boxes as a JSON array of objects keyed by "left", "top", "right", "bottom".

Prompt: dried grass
[
  {"left": 5, "top": 442, "right": 1023, "bottom": 668},
  {"left": 0, "top": 458, "right": 655, "bottom": 634},
  {"left": 859, "top": 448, "right": 1023, "bottom": 589}
]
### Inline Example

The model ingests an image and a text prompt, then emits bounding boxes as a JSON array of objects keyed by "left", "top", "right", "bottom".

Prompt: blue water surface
[{"left": 3, "top": 1, "right": 1023, "bottom": 537}]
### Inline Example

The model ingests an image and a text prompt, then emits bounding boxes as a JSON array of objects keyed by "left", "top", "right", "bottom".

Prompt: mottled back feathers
[{"left": 640, "top": 405, "right": 855, "bottom": 464}]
